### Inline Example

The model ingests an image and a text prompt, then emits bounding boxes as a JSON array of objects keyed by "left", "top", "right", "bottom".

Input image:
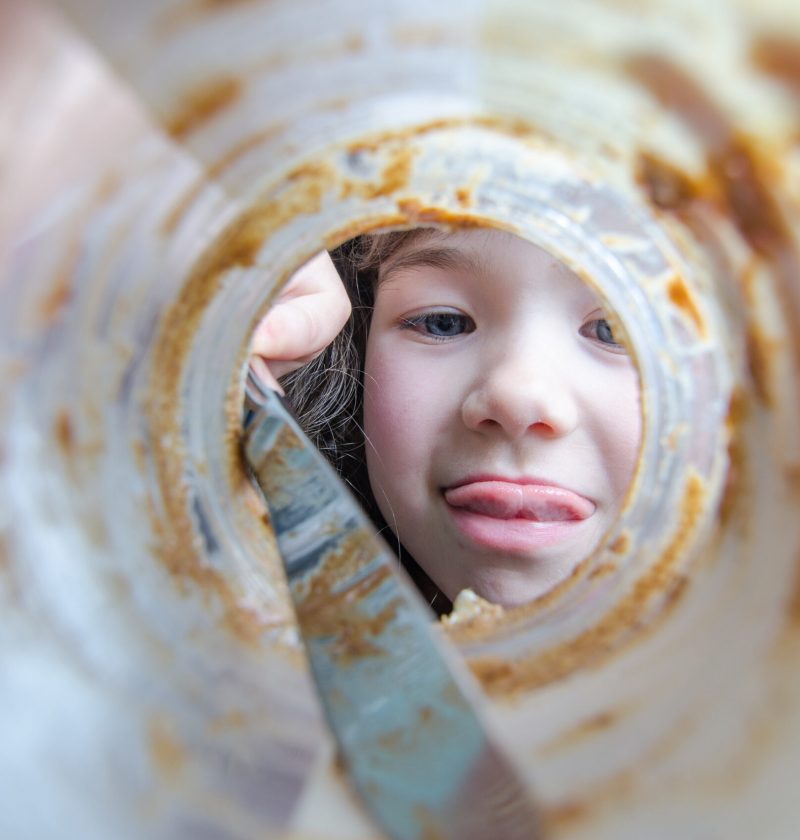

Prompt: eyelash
[
  {"left": 398, "top": 312, "right": 627, "bottom": 352},
  {"left": 399, "top": 311, "right": 476, "bottom": 341},
  {"left": 580, "top": 318, "right": 626, "bottom": 352}
]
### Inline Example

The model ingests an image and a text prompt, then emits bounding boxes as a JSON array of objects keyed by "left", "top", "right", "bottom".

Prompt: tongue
[{"left": 444, "top": 481, "right": 593, "bottom": 522}]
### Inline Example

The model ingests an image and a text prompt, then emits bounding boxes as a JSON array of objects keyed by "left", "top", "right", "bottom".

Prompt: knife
[{"left": 243, "top": 367, "right": 540, "bottom": 840}]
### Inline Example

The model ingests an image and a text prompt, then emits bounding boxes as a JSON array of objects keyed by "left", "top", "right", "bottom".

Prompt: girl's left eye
[
  {"left": 580, "top": 318, "right": 627, "bottom": 352},
  {"left": 400, "top": 311, "right": 475, "bottom": 339}
]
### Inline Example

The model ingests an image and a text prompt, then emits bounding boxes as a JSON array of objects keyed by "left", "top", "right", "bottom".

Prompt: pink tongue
[{"left": 444, "top": 481, "right": 593, "bottom": 522}]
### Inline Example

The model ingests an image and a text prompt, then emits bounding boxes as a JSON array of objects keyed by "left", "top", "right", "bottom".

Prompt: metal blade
[{"left": 243, "top": 378, "right": 540, "bottom": 840}]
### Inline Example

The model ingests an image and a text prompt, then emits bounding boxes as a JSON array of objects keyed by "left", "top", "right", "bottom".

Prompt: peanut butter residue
[
  {"left": 341, "top": 144, "right": 417, "bottom": 200},
  {"left": 158, "top": 0, "right": 262, "bottom": 33},
  {"left": 37, "top": 234, "right": 81, "bottom": 326},
  {"left": 752, "top": 35, "right": 800, "bottom": 98},
  {"left": 147, "top": 160, "right": 338, "bottom": 646},
  {"left": 166, "top": 76, "right": 243, "bottom": 140},
  {"left": 629, "top": 53, "right": 800, "bottom": 388},
  {"left": 52, "top": 406, "right": 104, "bottom": 469},
  {"left": 344, "top": 115, "right": 542, "bottom": 157},
  {"left": 149, "top": 717, "right": 186, "bottom": 779},
  {"left": 370, "top": 146, "right": 416, "bottom": 198},
  {"left": 745, "top": 322, "right": 780, "bottom": 407},
  {"left": 297, "top": 529, "right": 381, "bottom": 602},
  {"left": 541, "top": 799, "right": 591, "bottom": 834},
  {"left": 54, "top": 409, "right": 74, "bottom": 455},
  {"left": 588, "top": 562, "right": 618, "bottom": 581},
  {"left": 719, "top": 388, "right": 750, "bottom": 528},
  {"left": 342, "top": 33, "right": 365, "bottom": 53},
  {"left": 297, "top": 564, "right": 402, "bottom": 664},
  {"left": 636, "top": 151, "right": 700, "bottom": 211},
  {"left": 249, "top": 422, "right": 306, "bottom": 507},
  {"left": 395, "top": 199, "right": 489, "bottom": 229},
  {"left": 455, "top": 186, "right": 474, "bottom": 208},
  {"left": 346, "top": 119, "right": 462, "bottom": 155},
  {"left": 668, "top": 275, "right": 707, "bottom": 338},
  {"left": 538, "top": 709, "right": 620, "bottom": 757},
  {"left": 609, "top": 531, "right": 632, "bottom": 555},
  {"left": 442, "top": 589, "right": 505, "bottom": 635}
]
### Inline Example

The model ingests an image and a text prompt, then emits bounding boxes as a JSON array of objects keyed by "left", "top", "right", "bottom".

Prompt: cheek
[
  {"left": 606, "top": 370, "right": 643, "bottom": 490},
  {"left": 363, "top": 339, "right": 426, "bottom": 467},
  {"left": 586, "top": 364, "right": 643, "bottom": 496}
]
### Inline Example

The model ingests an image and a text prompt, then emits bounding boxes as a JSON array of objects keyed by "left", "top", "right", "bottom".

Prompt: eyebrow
[{"left": 379, "top": 246, "right": 485, "bottom": 285}]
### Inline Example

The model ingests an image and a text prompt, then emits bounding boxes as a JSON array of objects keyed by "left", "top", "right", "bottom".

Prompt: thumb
[{"left": 250, "top": 252, "right": 351, "bottom": 365}]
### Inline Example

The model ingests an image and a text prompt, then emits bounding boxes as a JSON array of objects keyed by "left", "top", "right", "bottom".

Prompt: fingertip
[
  {"left": 250, "top": 307, "right": 285, "bottom": 357},
  {"left": 248, "top": 354, "right": 285, "bottom": 396}
]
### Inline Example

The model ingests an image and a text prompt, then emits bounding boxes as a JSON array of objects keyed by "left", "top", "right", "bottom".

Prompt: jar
[{"left": 2, "top": 1, "right": 800, "bottom": 837}]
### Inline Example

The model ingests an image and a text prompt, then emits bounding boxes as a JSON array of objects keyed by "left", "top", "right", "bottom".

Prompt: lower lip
[{"left": 446, "top": 506, "right": 588, "bottom": 553}]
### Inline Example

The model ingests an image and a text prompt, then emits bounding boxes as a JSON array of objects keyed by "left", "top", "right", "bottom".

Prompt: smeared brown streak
[
  {"left": 297, "top": 563, "right": 402, "bottom": 665},
  {"left": 148, "top": 716, "right": 186, "bottom": 778},
  {"left": 752, "top": 35, "right": 800, "bottom": 98},
  {"left": 629, "top": 54, "right": 800, "bottom": 407},
  {"left": 156, "top": 0, "right": 264, "bottom": 38},
  {"left": 166, "top": 76, "right": 243, "bottom": 140},
  {"left": 636, "top": 150, "right": 699, "bottom": 212},
  {"left": 147, "top": 162, "right": 338, "bottom": 646},
  {"left": 631, "top": 54, "right": 800, "bottom": 639}
]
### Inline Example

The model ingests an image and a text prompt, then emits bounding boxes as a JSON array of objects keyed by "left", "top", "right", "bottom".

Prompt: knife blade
[{"left": 243, "top": 368, "right": 540, "bottom": 840}]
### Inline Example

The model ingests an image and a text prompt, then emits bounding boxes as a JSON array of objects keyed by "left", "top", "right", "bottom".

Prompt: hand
[{"left": 249, "top": 250, "right": 351, "bottom": 393}]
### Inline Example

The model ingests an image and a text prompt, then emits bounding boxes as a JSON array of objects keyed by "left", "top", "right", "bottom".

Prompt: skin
[
  {"left": 250, "top": 250, "right": 351, "bottom": 392},
  {"left": 362, "top": 229, "right": 642, "bottom": 607}
]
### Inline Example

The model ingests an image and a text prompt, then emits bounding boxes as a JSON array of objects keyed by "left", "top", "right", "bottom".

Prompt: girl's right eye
[{"left": 399, "top": 310, "right": 476, "bottom": 339}]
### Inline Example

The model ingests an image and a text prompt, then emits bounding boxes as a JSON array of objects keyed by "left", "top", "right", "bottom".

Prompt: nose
[{"left": 461, "top": 349, "right": 580, "bottom": 440}]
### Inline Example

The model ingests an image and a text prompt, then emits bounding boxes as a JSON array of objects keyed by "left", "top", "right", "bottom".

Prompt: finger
[
  {"left": 250, "top": 255, "right": 351, "bottom": 362},
  {"left": 280, "top": 250, "right": 341, "bottom": 302},
  {"left": 248, "top": 354, "right": 284, "bottom": 396},
  {"left": 251, "top": 294, "right": 343, "bottom": 364}
]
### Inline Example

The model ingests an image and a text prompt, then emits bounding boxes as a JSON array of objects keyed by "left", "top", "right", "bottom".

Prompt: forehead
[{"left": 380, "top": 227, "right": 601, "bottom": 307}]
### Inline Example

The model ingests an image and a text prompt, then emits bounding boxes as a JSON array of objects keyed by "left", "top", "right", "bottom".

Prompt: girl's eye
[
  {"left": 400, "top": 311, "right": 475, "bottom": 339},
  {"left": 580, "top": 318, "right": 627, "bottom": 352}
]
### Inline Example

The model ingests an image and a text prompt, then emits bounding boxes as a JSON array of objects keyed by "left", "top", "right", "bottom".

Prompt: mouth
[
  {"left": 443, "top": 477, "right": 595, "bottom": 521},
  {"left": 442, "top": 477, "right": 596, "bottom": 553}
]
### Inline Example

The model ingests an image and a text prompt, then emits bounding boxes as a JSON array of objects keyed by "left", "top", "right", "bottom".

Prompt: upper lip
[{"left": 444, "top": 474, "right": 577, "bottom": 492}]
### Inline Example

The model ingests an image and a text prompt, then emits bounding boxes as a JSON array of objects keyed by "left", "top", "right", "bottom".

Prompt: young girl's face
[{"left": 362, "top": 229, "right": 642, "bottom": 607}]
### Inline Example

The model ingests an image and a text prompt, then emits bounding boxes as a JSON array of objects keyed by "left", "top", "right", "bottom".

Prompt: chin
[
  {"left": 482, "top": 585, "right": 550, "bottom": 609},
  {"left": 466, "top": 561, "right": 580, "bottom": 608}
]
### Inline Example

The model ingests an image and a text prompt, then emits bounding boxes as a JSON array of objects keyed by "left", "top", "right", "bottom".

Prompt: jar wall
[{"left": 2, "top": 1, "right": 800, "bottom": 838}]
